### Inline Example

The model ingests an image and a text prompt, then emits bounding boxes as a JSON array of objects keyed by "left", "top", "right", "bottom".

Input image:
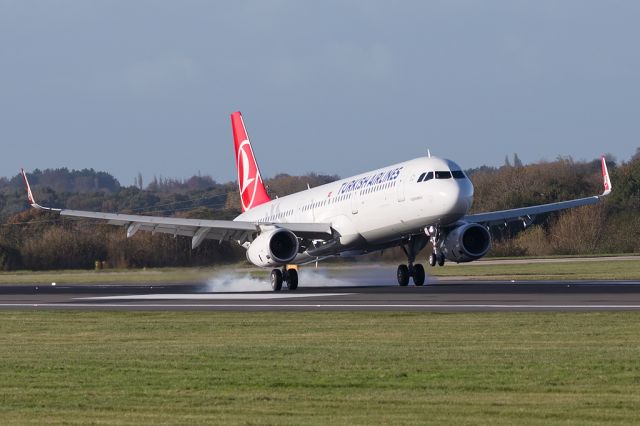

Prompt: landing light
[{"left": 425, "top": 225, "right": 436, "bottom": 237}]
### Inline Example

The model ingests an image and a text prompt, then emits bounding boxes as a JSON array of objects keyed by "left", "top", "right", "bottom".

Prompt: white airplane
[{"left": 21, "top": 111, "right": 613, "bottom": 291}]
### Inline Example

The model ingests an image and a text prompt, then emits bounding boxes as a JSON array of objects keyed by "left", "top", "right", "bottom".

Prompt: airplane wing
[
  {"left": 20, "top": 170, "right": 332, "bottom": 248},
  {"left": 463, "top": 156, "right": 612, "bottom": 227}
]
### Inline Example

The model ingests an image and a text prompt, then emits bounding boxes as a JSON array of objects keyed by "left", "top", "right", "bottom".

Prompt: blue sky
[{"left": 1, "top": 1, "right": 638, "bottom": 185}]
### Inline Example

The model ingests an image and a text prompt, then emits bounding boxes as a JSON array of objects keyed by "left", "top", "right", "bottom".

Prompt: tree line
[{"left": 0, "top": 153, "right": 638, "bottom": 271}]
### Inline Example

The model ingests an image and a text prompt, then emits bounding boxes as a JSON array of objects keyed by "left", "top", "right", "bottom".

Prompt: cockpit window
[
  {"left": 451, "top": 170, "right": 465, "bottom": 179},
  {"left": 435, "top": 171, "right": 452, "bottom": 179},
  {"left": 417, "top": 172, "right": 433, "bottom": 182}
]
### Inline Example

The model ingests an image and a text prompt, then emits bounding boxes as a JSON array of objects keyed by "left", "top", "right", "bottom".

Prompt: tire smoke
[{"left": 202, "top": 265, "right": 436, "bottom": 292}]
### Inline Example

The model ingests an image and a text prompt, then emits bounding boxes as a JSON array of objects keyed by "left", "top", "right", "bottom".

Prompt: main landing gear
[
  {"left": 396, "top": 263, "right": 425, "bottom": 286},
  {"left": 397, "top": 236, "right": 427, "bottom": 286},
  {"left": 270, "top": 266, "right": 298, "bottom": 292}
]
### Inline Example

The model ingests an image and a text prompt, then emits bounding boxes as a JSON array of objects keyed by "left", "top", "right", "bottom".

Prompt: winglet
[
  {"left": 601, "top": 155, "right": 612, "bottom": 196},
  {"left": 20, "top": 168, "right": 37, "bottom": 207},
  {"left": 19, "top": 169, "right": 61, "bottom": 211}
]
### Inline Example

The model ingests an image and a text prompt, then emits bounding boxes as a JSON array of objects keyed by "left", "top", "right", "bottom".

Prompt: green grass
[
  {"left": 1, "top": 311, "right": 640, "bottom": 424},
  {"left": 0, "top": 267, "right": 220, "bottom": 285},
  {"left": 431, "top": 259, "right": 640, "bottom": 280},
  {"left": 1, "top": 256, "right": 640, "bottom": 285}
]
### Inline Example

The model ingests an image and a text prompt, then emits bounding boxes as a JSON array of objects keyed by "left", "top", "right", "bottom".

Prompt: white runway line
[
  {"left": 2, "top": 303, "right": 640, "bottom": 309},
  {"left": 76, "top": 293, "right": 351, "bottom": 301}
]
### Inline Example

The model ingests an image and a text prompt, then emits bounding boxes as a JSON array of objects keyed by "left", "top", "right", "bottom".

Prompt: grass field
[
  {"left": 0, "top": 267, "right": 216, "bottom": 285},
  {"left": 429, "top": 258, "right": 640, "bottom": 281},
  {"left": 0, "top": 256, "right": 639, "bottom": 285},
  {"left": 1, "top": 311, "right": 639, "bottom": 424},
  {"left": 0, "top": 256, "right": 640, "bottom": 285}
]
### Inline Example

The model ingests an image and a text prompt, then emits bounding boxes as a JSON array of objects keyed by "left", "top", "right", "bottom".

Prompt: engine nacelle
[
  {"left": 246, "top": 228, "right": 300, "bottom": 267},
  {"left": 442, "top": 222, "right": 491, "bottom": 263}
]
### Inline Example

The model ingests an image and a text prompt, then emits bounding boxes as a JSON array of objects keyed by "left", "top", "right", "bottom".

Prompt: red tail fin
[{"left": 231, "top": 111, "right": 271, "bottom": 212}]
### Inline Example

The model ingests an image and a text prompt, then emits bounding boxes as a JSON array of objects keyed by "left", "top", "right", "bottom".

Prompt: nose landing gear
[
  {"left": 425, "top": 225, "right": 446, "bottom": 267},
  {"left": 428, "top": 252, "right": 445, "bottom": 267}
]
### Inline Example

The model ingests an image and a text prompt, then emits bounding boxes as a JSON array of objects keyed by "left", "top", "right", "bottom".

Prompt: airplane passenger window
[
  {"left": 435, "top": 171, "right": 452, "bottom": 179},
  {"left": 452, "top": 170, "right": 465, "bottom": 179}
]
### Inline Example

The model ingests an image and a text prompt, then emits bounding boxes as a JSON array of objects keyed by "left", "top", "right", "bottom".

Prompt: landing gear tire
[
  {"left": 437, "top": 254, "right": 445, "bottom": 267},
  {"left": 286, "top": 269, "right": 298, "bottom": 291},
  {"left": 428, "top": 253, "right": 437, "bottom": 267},
  {"left": 397, "top": 264, "right": 410, "bottom": 286},
  {"left": 271, "top": 269, "right": 283, "bottom": 291},
  {"left": 412, "top": 264, "right": 425, "bottom": 286}
]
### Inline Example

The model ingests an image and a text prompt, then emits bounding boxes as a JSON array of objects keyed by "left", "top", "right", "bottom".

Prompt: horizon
[{"left": 7, "top": 151, "right": 621, "bottom": 190}]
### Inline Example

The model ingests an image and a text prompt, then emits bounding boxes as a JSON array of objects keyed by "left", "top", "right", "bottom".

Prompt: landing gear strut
[
  {"left": 425, "top": 225, "right": 446, "bottom": 267},
  {"left": 270, "top": 266, "right": 298, "bottom": 292},
  {"left": 397, "top": 236, "right": 427, "bottom": 286}
]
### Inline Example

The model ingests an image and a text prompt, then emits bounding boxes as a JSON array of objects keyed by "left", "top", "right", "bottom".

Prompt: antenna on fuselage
[{"left": 427, "top": 149, "right": 431, "bottom": 158}]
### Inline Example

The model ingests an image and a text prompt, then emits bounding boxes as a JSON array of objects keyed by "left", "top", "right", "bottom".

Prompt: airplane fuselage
[{"left": 235, "top": 156, "right": 474, "bottom": 261}]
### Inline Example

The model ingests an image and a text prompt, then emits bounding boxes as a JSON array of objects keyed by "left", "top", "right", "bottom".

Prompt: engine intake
[
  {"left": 246, "top": 228, "right": 299, "bottom": 267},
  {"left": 442, "top": 222, "right": 491, "bottom": 263}
]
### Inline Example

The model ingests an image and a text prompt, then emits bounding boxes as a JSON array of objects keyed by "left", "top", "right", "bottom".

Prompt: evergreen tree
[{"left": 513, "top": 153, "right": 523, "bottom": 167}]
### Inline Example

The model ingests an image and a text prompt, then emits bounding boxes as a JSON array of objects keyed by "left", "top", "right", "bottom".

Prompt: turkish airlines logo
[{"left": 237, "top": 139, "right": 260, "bottom": 211}]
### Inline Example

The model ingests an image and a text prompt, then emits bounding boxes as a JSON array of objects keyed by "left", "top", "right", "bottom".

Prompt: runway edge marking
[{"left": 75, "top": 293, "right": 353, "bottom": 301}]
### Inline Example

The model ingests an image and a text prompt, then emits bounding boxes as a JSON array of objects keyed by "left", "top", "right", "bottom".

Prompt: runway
[{"left": 1, "top": 279, "right": 640, "bottom": 311}]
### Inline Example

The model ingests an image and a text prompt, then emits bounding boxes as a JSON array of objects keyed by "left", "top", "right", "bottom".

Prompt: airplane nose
[{"left": 437, "top": 178, "right": 473, "bottom": 217}]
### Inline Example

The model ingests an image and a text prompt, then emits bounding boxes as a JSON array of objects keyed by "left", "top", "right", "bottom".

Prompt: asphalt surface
[{"left": 2, "top": 279, "right": 640, "bottom": 311}]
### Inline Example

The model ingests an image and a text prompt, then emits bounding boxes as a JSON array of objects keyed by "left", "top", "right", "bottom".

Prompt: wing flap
[{"left": 58, "top": 209, "right": 332, "bottom": 242}]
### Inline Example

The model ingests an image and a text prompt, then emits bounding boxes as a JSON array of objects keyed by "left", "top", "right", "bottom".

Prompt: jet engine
[
  {"left": 246, "top": 228, "right": 300, "bottom": 267},
  {"left": 441, "top": 222, "right": 491, "bottom": 263}
]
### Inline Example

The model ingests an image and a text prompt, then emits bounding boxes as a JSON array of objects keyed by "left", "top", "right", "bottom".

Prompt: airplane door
[{"left": 396, "top": 177, "right": 405, "bottom": 202}]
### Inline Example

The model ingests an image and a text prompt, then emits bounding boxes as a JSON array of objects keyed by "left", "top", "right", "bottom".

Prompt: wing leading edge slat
[{"left": 463, "top": 195, "right": 603, "bottom": 226}]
